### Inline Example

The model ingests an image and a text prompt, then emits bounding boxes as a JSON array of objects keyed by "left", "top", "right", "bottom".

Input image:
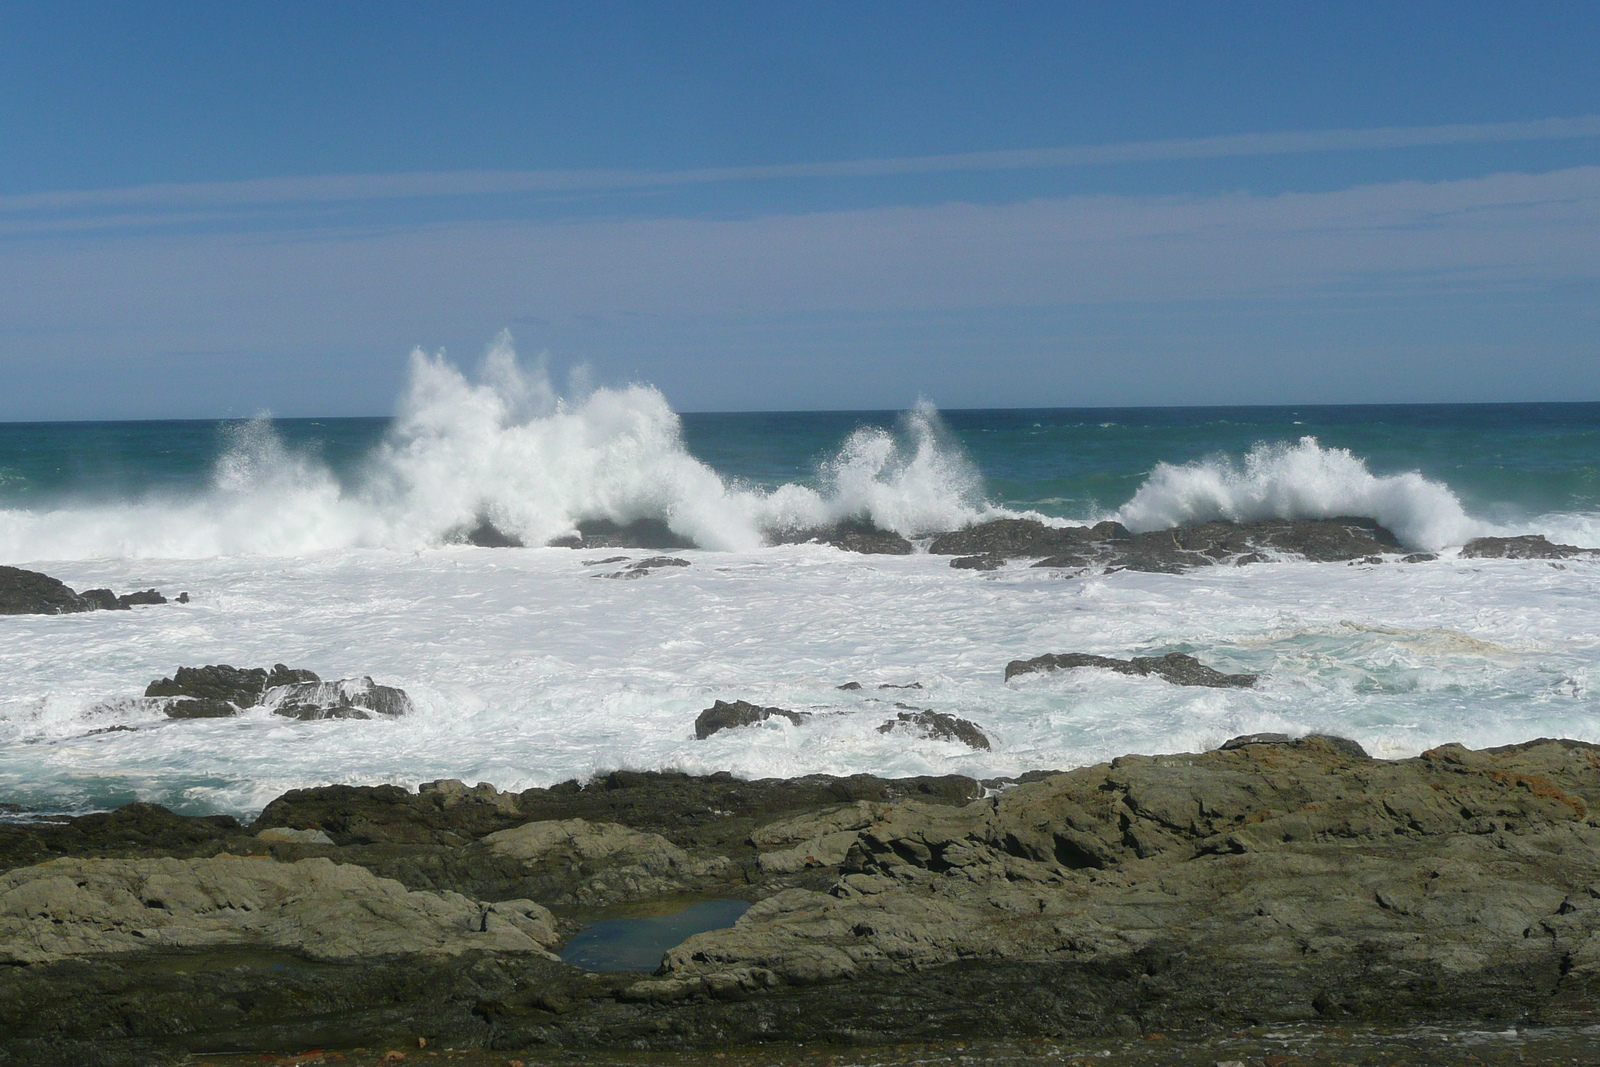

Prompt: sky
[{"left": 1, "top": 1, "right": 1598, "bottom": 419}]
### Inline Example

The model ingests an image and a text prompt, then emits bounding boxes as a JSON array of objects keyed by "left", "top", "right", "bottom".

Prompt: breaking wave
[
  {"left": 1114, "top": 436, "right": 1484, "bottom": 551},
  {"left": 0, "top": 335, "right": 986, "bottom": 560}
]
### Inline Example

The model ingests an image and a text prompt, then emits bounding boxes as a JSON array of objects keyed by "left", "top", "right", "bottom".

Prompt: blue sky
[{"left": 2, "top": 1, "right": 1598, "bottom": 418}]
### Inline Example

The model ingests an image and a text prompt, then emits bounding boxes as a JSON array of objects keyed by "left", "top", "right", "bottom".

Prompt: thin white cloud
[{"left": 3, "top": 115, "right": 1599, "bottom": 225}]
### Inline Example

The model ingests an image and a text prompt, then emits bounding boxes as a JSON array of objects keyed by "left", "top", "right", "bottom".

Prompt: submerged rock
[
  {"left": 598, "top": 556, "right": 692, "bottom": 579},
  {"left": 1005, "top": 651, "right": 1258, "bottom": 688},
  {"left": 694, "top": 699, "right": 812, "bottom": 739},
  {"left": 1461, "top": 534, "right": 1598, "bottom": 560},
  {"left": 548, "top": 518, "right": 697, "bottom": 551},
  {"left": 876, "top": 709, "right": 991, "bottom": 750},
  {"left": 0, "top": 566, "right": 173, "bottom": 615},
  {"left": 260, "top": 676, "right": 415, "bottom": 720}
]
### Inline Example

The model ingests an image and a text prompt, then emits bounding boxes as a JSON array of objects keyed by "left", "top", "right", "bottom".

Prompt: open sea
[{"left": 3, "top": 347, "right": 1599, "bottom": 817}]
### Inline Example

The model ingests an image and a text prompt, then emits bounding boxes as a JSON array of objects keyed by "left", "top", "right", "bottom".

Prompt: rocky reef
[
  {"left": 7, "top": 738, "right": 1600, "bottom": 1063},
  {"left": 0, "top": 565, "right": 181, "bottom": 615}
]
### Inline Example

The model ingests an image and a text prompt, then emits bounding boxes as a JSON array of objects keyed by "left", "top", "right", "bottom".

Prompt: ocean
[{"left": 3, "top": 346, "right": 1599, "bottom": 817}]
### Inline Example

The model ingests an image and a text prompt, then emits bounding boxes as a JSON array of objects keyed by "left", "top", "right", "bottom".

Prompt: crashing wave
[{"left": 1114, "top": 436, "right": 1483, "bottom": 551}]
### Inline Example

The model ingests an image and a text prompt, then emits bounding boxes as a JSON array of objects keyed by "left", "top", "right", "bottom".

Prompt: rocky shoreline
[{"left": 6, "top": 736, "right": 1600, "bottom": 1064}]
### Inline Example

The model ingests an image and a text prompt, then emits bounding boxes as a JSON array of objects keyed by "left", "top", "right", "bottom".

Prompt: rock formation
[
  {"left": 144, "top": 663, "right": 413, "bottom": 720},
  {"left": 1005, "top": 651, "right": 1258, "bottom": 688},
  {"left": 0, "top": 565, "right": 176, "bottom": 615},
  {"left": 8, "top": 741, "right": 1600, "bottom": 1060}
]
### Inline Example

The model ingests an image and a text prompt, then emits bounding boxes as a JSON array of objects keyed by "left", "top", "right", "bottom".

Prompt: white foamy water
[
  {"left": 3, "top": 346, "right": 1599, "bottom": 817},
  {"left": 3, "top": 544, "right": 1598, "bottom": 817}
]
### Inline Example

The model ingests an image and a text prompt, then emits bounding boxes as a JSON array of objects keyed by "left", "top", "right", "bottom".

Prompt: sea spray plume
[
  {"left": 1115, "top": 436, "right": 1482, "bottom": 551},
  {"left": 801, "top": 400, "right": 984, "bottom": 537},
  {"left": 370, "top": 339, "right": 764, "bottom": 550}
]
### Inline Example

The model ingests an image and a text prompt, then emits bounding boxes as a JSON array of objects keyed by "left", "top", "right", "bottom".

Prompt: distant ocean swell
[{"left": 0, "top": 338, "right": 1580, "bottom": 562}]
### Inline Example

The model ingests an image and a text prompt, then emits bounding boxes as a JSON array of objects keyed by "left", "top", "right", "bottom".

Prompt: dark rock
[
  {"left": 876, "top": 710, "right": 991, "bottom": 750},
  {"left": 0, "top": 565, "right": 91, "bottom": 614},
  {"left": 2, "top": 566, "right": 175, "bottom": 616},
  {"left": 1401, "top": 552, "right": 1438, "bottom": 563},
  {"left": 950, "top": 554, "right": 1005, "bottom": 570},
  {"left": 1005, "top": 651, "right": 1258, "bottom": 688},
  {"left": 879, "top": 682, "right": 922, "bottom": 689},
  {"left": 694, "top": 699, "right": 812, "bottom": 739},
  {"left": 144, "top": 664, "right": 407, "bottom": 722},
  {"left": 582, "top": 556, "right": 632, "bottom": 565},
  {"left": 162, "top": 697, "right": 242, "bottom": 719},
  {"left": 77, "top": 588, "right": 127, "bottom": 610},
  {"left": 459, "top": 517, "right": 525, "bottom": 547},
  {"left": 836, "top": 681, "right": 864, "bottom": 690},
  {"left": 549, "top": 518, "right": 697, "bottom": 551},
  {"left": 1030, "top": 552, "right": 1090, "bottom": 570},
  {"left": 175, "top": 591, "right": 190, "bottom": 603},
  {"left": 770, "top": 517, "right": 914, "bottom": 555},
  {"left": 145, "top": 664, "right": 273, "bottom": 708},
  {"left": 931, "top": 517, "right": 1401, "bottom": 573},
  {"left": 929, "top": 518, "right": 1109, "bottom": 558},
  {"left": 1461, "top": 534, "right": 1596, "bottom": 560}
]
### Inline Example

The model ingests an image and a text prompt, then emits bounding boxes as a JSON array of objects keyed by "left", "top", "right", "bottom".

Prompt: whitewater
[{"left": 3, "top": 341, "right": 1599, "bottom": 816}]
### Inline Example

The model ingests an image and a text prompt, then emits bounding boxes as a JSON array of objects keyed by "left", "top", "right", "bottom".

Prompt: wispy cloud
[{"left": 3, "top": 115, "right": 1599, "bottom": 229}]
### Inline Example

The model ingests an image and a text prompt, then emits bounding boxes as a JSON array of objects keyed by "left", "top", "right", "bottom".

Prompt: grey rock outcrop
[
  {"left": 597, "top": 555, "right": 691, "bottom": 579},
  {"left": 694, "top": 699, "right": 812, "bottom": 739},
  {"left": 1005, "top": 650, "right": 1258, "bottom": 688}
]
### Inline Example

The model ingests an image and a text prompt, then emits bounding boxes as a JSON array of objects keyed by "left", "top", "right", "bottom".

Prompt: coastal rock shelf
[{"left": 6, "top": 738, "right": 1600, "bottom": 1062}]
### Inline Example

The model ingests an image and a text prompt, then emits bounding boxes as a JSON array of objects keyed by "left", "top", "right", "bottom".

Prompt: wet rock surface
[
  {"left": 769, "top": 518, "right": 915, "bottom": 555},
  {"left": 548, "top": 518, "right": 697, "bottom": 551},
  {"left": 142, "top": 663, "right": 412, "bottom": 720},
  {"left": 876, "top": 709, "right": 991, "bottom": 750},
  {"left": 8, "top": 741, "right": 1600, "bottom": 1062},
  {"left": 693, "top": 699, "right": 812, "bottom": 739},
  {"left": 1005, "top": 651, "right": 1258, "bottom": 688},
  {"left": 932, "top": 517, "right": 1404, "bottom": 572},
  {"left": 0, "top": 565, "right": 176, "bottom": 615}
]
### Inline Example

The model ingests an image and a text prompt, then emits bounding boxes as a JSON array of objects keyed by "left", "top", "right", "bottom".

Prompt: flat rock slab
[{"left": 0, "top": 854, "right": 557, "bottom": 963}]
